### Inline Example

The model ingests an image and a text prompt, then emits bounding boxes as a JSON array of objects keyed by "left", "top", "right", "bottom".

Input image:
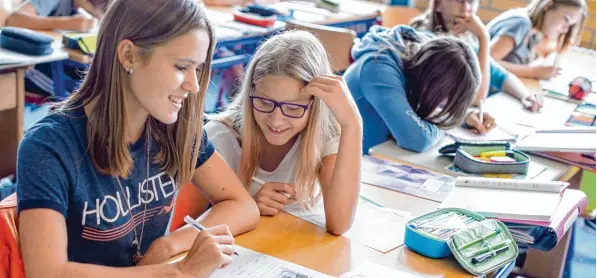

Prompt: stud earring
[{"left": 126, "top": 67, "right": 134, "bottom": 75}]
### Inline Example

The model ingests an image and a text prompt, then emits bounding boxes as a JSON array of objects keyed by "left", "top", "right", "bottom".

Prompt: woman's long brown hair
[{"left": 56, "top": 0, "right": 215, "bottom": 185}]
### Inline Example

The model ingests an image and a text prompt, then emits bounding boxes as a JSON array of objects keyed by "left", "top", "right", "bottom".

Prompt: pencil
[
  {"left": 251, "top": 176, "right": 294, "bottom": 200},
  {"left": 183, "top": 216, "right": 239, "bottom": 256},
  {"left": 479, "top": 99, "right": 484, "bottom": 123}
]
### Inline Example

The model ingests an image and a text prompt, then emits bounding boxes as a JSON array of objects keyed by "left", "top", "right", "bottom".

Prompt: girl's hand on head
[
  {"left": 522, "top": 93, "right": 544, "bottom": 112},
  {"left": 301, "top": 75, "right": 361, "bottom": 129},
  {"left": 253, "top": 182, "right": 296, "bottom": 216},
  {"left": 465, "top": 111, "right": 496, "bottom": 135},
  {"left": 453, "top": 15, "right": 487, "bottom": 39}
]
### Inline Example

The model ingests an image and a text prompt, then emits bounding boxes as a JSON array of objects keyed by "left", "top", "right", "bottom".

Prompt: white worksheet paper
[
  {"left": 283, "top": 199, "right": 409, "bottom": 253},
  {"left": 211, "top": 246, "right": 333, "bottom": 278}
]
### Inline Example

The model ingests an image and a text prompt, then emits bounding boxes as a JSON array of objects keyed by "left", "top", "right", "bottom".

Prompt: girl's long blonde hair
[
  {"left": 57, "top": 0, "right": 215, "bottom": 186},
  {"left": 210, "top": 30, "right": 339, "bottom": 208},
  {"left": 527, "top": 0, "right": 587, "bottom": 52}
]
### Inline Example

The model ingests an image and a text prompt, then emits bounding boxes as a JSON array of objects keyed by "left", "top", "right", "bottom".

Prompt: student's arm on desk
[
  {"left": 360, "top": 59, "right": 443, "bottom": 153},
  {"left": 19, "top": 209, "right": 230, "bottom": 278},
  {"left": 490, "top": 36, "right": 560, "bottom": 80},
  {"left": 142, "top": 152, "right": 259, "bottom": 265},
  {"left": 5, "top": 4, "right": 96, "bottom": 32}
]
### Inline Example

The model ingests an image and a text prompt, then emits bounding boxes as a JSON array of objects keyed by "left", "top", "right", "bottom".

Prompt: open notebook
[{"left": 440, "top": 177, "right": 568, "bottom": 222}]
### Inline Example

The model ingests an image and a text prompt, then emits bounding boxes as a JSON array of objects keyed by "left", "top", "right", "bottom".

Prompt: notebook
[
  {"left": 503, "top": 189, "right": 587, "bottom": 252},
  {"left": 516, "top": 132, "right": 596, "bottom": 153},
  {"left": 440, "top": 177, "right": 567, "bottom": 222}
]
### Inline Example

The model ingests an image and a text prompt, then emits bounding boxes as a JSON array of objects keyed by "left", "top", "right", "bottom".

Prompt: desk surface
[{"left": 170, "top": 183, "right": 475, "bottom": 277}]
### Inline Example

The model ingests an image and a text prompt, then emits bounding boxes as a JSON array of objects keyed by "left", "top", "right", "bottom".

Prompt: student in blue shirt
[
  {"left": 16, "top": 1, "right": 259, "bottom": 277},
  {"left": 344, "top": 25, "right": 496, "bottom": 154},
  {"left": 410, "top": 0, "right": 544, "bottom": 112}
]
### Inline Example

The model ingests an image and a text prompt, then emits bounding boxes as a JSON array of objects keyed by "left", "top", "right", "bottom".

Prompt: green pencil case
[
  {"left": 447, "top": 219, "right": 519, "bottom": 276},
  {"left": 405, "top": 209, "right": 518, "bottom": 276},
  {"left": 439, "top": 141, "right": 530, "bottom": 175}
]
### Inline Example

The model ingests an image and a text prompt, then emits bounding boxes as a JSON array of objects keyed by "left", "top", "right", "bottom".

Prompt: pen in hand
[
  {"left": 479, "top": 99, "right": 484, "bottom": 123},
  {"left": 183, "top": 215, "right": 239, "bottom": 256},
  {"left": 77, "top": 7, "right": 93, "bottom": 19},
  {"left": 251, "top": 176, "right": 295, "bottom": 200}
]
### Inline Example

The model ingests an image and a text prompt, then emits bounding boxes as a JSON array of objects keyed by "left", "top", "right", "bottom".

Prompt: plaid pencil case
[{"left": 439, "top": 141, "right": 530, "bottom": 175}]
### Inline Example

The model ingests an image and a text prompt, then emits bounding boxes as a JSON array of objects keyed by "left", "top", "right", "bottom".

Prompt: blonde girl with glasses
[{"left": 206, "top": 30, "right": 363, "bottom": 235}]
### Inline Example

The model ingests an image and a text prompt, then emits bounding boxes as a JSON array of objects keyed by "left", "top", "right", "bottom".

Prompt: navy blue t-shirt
[{"left": 16, "top": 106, "right": 215, "bottom": 267}]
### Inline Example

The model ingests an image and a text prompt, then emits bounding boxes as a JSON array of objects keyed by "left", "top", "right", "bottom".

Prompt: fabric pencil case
[
  {"left": 405, "top": 209, "right": 518, "bottom": 276},
  {"left": 439, "top": 141, "right": 530, "bottom": 175},
  {"left": 0, "top": 27, "right": 54, "bottom": 56}
]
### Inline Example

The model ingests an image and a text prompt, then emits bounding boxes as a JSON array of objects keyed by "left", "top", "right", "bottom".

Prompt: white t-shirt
[{"left": 205, "top": 120, "right": 340, "bottom": 196}]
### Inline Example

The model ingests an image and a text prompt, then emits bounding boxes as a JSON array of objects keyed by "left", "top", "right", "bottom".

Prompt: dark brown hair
[
  {"left": 403, "top": 36, "right": 481, "bottom": 128},
  {"left": 57, "top": 0, "right": 215, "bottom": 185},
  {"left": 528, "top": 0, "right": 587, "bottom": 52}
]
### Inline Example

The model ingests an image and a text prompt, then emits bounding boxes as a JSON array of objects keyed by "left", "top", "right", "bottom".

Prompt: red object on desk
[
  {"left": 568, "top": 76, "right": 592, "bottom": 100},
  {"left": 233, "top": 11, "right": 277, "bottom": 28}
]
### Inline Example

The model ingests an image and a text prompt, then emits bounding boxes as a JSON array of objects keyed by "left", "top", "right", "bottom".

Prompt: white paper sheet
[
  {"left": 339, "top": 262, "right": 425, "bottom": 278},
  {"left": 284, "top": 198, "right": 409, "bottom": 253},
  {"left": 211, "top": 246, "right": 333, "bottom": 278}
]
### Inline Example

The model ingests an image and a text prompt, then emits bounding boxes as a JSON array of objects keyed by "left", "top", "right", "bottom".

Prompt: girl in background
[{"left": 487, "top": 0, "right": 586, "bottom": 80}]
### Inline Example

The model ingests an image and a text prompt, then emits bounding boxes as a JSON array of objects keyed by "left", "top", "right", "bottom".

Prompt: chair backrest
[
  {"left": 382, "top": 6, "right": 421, "bottom": 28},
  {"left": 284, "top": 20, "right": 357, "bottom": 73},
  {"left": 0, "top": 193, "right": 25, "bottom": 278}
]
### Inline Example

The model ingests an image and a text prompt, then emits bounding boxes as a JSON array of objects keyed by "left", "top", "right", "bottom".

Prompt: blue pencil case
[
  {"left": 439, "top": 141, "right": 530, "bottom": 175},
  {"left": 405, "top": 209, "right": 518, "bottom": 276},
  {"left": 0, "top": 27, "right": 54, "bottom": 56}
]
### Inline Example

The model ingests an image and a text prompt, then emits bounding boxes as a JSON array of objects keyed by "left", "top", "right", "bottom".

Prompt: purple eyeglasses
[{"left": 249, "top": 96, "right": 314, "bottom": 119}]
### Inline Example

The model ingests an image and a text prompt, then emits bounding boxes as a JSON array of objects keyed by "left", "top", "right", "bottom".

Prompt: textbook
[{"left": 440, "top": 177, "right": 568, "bottom": 222}]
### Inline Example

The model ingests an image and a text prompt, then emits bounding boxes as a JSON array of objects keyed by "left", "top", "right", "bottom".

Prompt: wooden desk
[
  {"left": 0, "top": 39, "right": 69, "bottom": 178},
  {"left": 169, "top": 183, "right": 481, "bottom": 277}
]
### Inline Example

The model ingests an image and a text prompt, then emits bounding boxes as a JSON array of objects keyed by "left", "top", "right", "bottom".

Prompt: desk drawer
[{"left": 0, "top": 72, "right": 17, "bottom": 111}]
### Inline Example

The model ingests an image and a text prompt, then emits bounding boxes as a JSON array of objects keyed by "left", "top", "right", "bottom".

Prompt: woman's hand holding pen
[
  {"left": 254, "top": 182, "right": 296, "bottom": 216},
  {"left": 177, "top": 225, "right": 235, "bottom": 277}
]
